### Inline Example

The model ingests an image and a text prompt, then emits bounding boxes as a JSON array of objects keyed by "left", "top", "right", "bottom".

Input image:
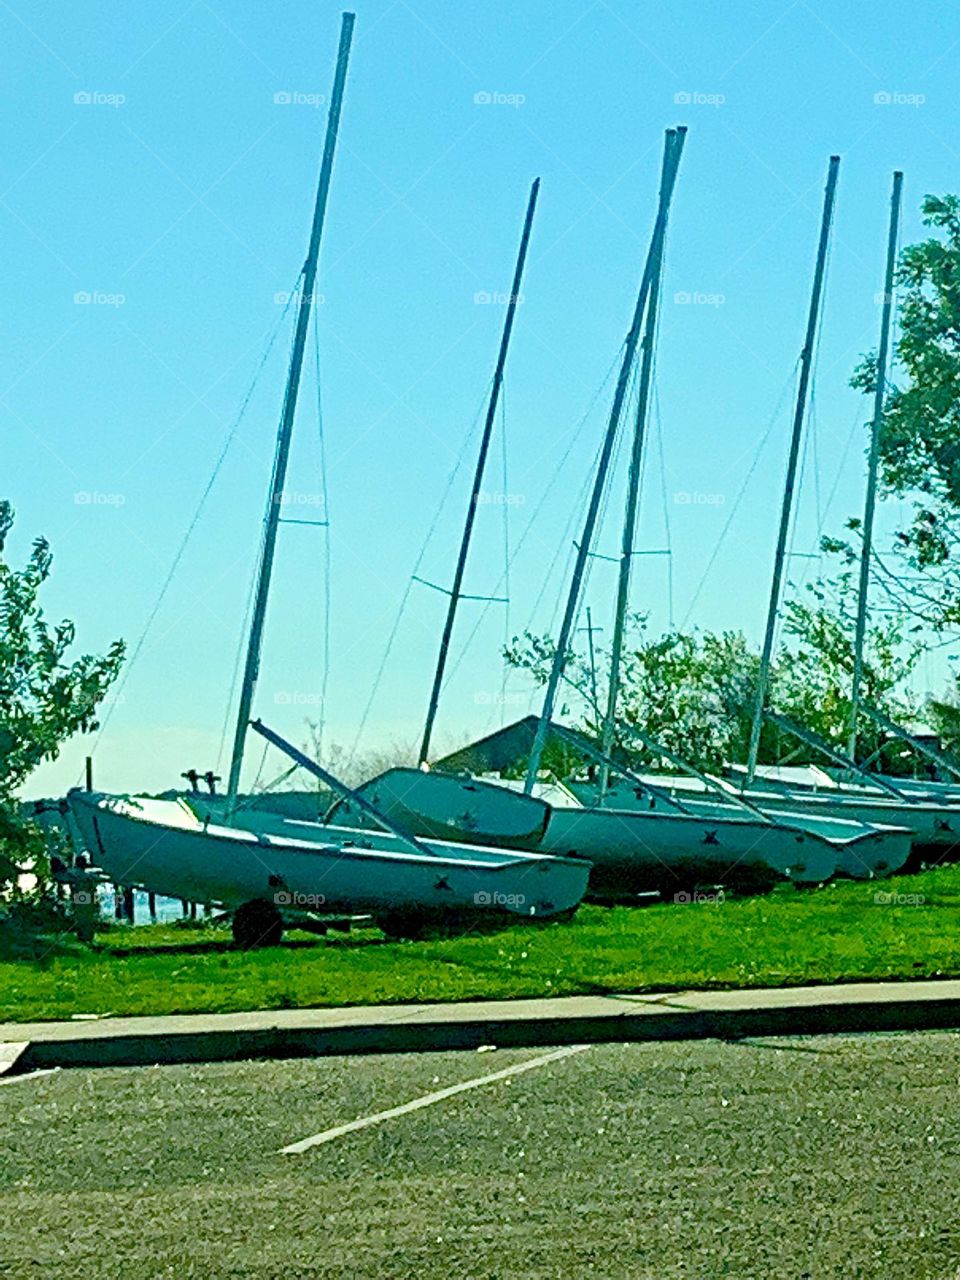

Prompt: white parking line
[
  {"left": 0, "top": 1067, "right": 61, "bottom": 1087},
  {"left": 281, "top": 1044, "right": 591, "bottom": 1154}
]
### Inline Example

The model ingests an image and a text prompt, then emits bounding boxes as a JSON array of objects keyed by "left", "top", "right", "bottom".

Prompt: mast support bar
[
  {"left": 249, "top": 719, "right": 438, "bottom": 858},
  {"left": 763, "top": 710, "right": 913, "bottom": 802}
]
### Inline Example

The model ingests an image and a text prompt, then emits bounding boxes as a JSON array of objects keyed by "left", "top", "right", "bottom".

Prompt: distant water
[{"left": 97, "top": 886, "right": 207, "bottom": 926}]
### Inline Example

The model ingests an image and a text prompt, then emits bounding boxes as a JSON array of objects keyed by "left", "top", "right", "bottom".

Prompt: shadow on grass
[
  {"left": 0, "top": 927, "right": 85, "bottom": 964},
  {"left": 96, "top": 937, "right": 320, "bottom": 957},
  {"left": 95, "top": 932, "right": 395, "bottom": 958}
]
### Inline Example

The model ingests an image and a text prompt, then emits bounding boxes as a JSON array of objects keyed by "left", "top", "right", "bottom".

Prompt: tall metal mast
[
  {"left": 225, "top": 12, "right": 355, "bottom": 817},
  {"left": 847, "top": 171, "right": 903, "bottom": 760},
  {"left": 745, "top": 155, "right": 840, "bottom": 784},
  {"left": 524, "top": 127, "right": 686, "bottom": 794},
  {"left": 418, "top": 179, "right": 540, "bottom": 766},
  {"left": 598, "top": 141, "right": 678, "bottom": 793}
]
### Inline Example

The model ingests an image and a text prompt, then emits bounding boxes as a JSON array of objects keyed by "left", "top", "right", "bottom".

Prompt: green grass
[{"left": 3, "top": 865, "right": 960, "bottom": 1023}]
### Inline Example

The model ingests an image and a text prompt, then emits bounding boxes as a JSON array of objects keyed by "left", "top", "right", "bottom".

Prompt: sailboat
[
  {"left": 328, "top": 132, "right": 919, "bottom": 898},
  {"left": 740, "top": 708, "right": 960, "bottom": 803},
  {"left": 68, "top": 786, "right": 588, "bottom": 945},
  {"left": 66, "top": 12, "right": 590, "bottom": 943},
  {"left": 331, "top": 714, "right": 919, "bottom": 891},
  {"left": 718, "top": 168, "right": 956, "bottom": 868}
]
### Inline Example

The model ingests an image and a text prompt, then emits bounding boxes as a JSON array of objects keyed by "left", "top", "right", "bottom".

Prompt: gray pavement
[
  {"left": 1, "top": 1031, "right": 959, "bottom": 1278},
  {"left": 5, "top": 979, "right": 960, "bottom": 1070}
]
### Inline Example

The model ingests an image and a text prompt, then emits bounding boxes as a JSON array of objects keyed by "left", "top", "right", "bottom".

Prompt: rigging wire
[
  {"left": 786, "top": 387, "right": 815, "bottom": 584},
  {"left": 782, "top": 224, "right": 835, "bottom": 627},
  {"left": 237, "top": 760, "right": 301, "bottom": 803},
  {"left": 625, "top": 283, "right": 669, "bottom": 639},
  {"left": 679, "top": 361, "right": 800, "bottom": 630},
  {"left": 445, "top": 350, "right": 627, "bottom": 698},
  {"left": 652, "top": 379, "right": 675, "bottom": 629},
  {"left": 351, "top": 343, "right": 629, "bottom": 757},
  {"left": 248, "top": 739, "right": 270, "bottom": 793},
  {"left": 346, "top": 384, "right": 492, "bottom": 766},
  {"left": 497, "top": 386, "right": 511, "bottom": 730},
  {"left": 798, "top": 400, "right": 863, "bottom": 595},
  {"left": 85, "top": 289, "right": 298, "bottom": 769},
  {"left": 216, "top": 283, "right": 306, "bottom": 776},
  {"left": 312, "top": 309, "right": 333, "bottom": 762},
  {"left": 215, "top": 571, "right": 258, "bottom": 775}
]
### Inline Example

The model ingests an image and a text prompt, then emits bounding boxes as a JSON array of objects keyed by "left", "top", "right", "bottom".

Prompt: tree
[
  {"left": 0, "top": 501, "right": 124, "bottom": 893},
  {"left": 504, "top": 586, "right": 918, "bottom": 776},
  {"left": 777, "top": 587, "right": 920, "bottom": 769},
  {"left": 849, "top": 194, "right": 960, "bottom": 632}
]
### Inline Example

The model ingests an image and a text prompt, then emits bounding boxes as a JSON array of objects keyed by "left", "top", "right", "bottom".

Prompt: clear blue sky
[{"left": 5, "top": 0, "right": 956, "bottom": 796}]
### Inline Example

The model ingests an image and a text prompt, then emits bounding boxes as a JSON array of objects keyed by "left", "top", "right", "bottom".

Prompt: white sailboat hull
[
  {"left": 327, "top": 768, "right": 551, "bottom": 848},
  {"left": 729, "top": 763, "right": 960, "bottom": 806},
  {"left": 583, "top": 780, "right": 912, "bottom": 879},
  {"left": 67, "top": 791, "right": 590, "bottom": 923},
  {"left": 704, "top": 770, "right": 959, "bottom": 857},
  {"left": 537, "top": 801, "right": 837, "bottom": 892},
  {"left": 739, "top": 791, "right": 958, "bottom": 857},
  {"left": 330, "top": 770, "right": 840, "bottom": 896}
]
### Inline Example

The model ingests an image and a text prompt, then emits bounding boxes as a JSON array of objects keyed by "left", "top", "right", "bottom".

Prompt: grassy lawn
[{"left": 2, "top": 865, "right": 959, "bottom": 1023}]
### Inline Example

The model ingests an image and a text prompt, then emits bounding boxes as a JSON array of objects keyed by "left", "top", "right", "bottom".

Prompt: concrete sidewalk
[{"left": 3, "top": 979, "right": 960, "bottom": 1072}]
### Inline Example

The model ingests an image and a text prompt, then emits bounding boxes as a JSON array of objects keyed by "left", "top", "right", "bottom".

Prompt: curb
[
  {"left": 0, "top": 1041, "right": 29, "bottom": 1076},
  {"left": 7, "top": 985, "right": 960, "bottom": 1071}
]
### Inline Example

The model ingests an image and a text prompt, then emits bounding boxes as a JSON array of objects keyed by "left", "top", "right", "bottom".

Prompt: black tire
[
  {"left": 377, "top": 910, "right": 429, "bottom": 941},
  {"left": 232, "top": 898, "right": 284, "bottom": 949}
]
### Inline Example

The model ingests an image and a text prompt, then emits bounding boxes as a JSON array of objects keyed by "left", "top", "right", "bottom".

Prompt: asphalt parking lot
[{"left": 1, "top": 1032, "right": 959, "bottom": 1279}]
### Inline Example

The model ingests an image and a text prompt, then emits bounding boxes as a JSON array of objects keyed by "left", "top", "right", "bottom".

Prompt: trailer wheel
[
  {"left": 377, "top": 911, "right": 429, "bottom": 941},
  {"left": 232, "top": 898, "right": 284, "bottom": 949}
]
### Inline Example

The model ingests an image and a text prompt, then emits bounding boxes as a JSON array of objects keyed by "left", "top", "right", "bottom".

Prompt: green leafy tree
[
  {"left": 504, "top": 587, "right": 918, "bottom": 776},
  {"left": 0, "top": 501, "right": 124, "bottom": 892},
  {"left": 924, "top": 692, "right": 960, "bottom": 757},
  {"left": 849, "top": 194, "right": 960, "bottom": 630},
  {"left": 777, "top": 589, "right": 920, "bottom": 768},
  {"left": 506, "top": 617, "right": 758, "bottom": 773}
]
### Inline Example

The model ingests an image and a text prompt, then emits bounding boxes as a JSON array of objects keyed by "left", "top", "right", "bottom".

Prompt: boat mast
[
  {"left": 418, "top": 179, "right": 541, "bottom": 766},
  {"left": 744, "top": 155, "right": 840, "bottom": 784},
  {"left": 598, "top": 139, "right": 678, "bottom": 794},
  {"left": 225, "top": 12, "right": 355, "bottom": 818},
  {"left": 847, "top": 171, "right": 903, "bottom": 760},
  {"left": 523, "top": 127, "right": 686, "bottom": 794}
]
